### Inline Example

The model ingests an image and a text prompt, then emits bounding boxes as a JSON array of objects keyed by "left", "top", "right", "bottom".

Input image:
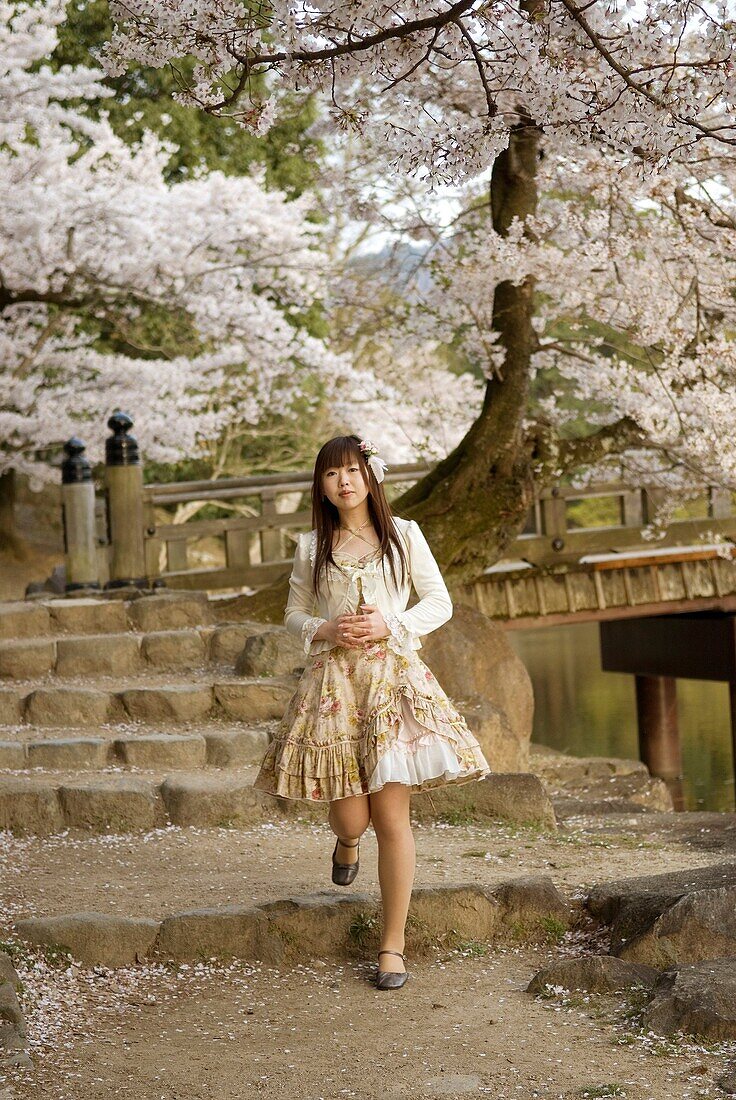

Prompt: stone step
[
  {"left": 0, "top": 623, "right": 264, "bottom": 680},
  {"left": 0, "top": 675, "right": 295, "bottom": 727},
  {"left": 0, "top": 767, "right": 557, "bottom": 835},
  {"left": 0, "top": 725, "right": 272, "bottom": 771},
  {"left": 0, "top": 593, "right": 216, "bottom": 641},
  {"left": 13, "top": 876, "right": 576, "bottom": 967}
]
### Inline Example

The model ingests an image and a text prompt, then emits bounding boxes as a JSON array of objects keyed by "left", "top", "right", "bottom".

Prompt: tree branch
[
  {"left": 556, "top": 417, "right": 647, "bottom": 472},
  {"left": 558, "top": 0, "right": 736, "bottom": 147}
]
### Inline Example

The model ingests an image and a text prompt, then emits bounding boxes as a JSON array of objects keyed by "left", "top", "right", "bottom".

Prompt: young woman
[{"left": 253, "top": 435, "right": 491, "bottom": 990}]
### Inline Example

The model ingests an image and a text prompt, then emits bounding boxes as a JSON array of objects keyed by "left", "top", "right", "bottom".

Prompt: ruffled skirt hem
[{"left": 252, "top": 677, "right": 492, "bottom": 803}]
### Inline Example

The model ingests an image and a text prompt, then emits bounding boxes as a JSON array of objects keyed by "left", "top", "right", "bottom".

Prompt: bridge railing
[
  {"left": 59, "top": 413, "right": 736, "bottom": 592},
  {"left": 510, "top": 483, "right": 736, "bottom": 567},
  {"left": 141, "top": 461, "right": 431, "bottom": 590}
]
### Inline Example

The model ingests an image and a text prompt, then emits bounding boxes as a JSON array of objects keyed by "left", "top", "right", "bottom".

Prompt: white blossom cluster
[
  {"left": 0, "top": 0, "right": 352, "bottom": 486},
  {"left": 102, "top": 0, "right": 736, "bottom": 181},
  {"left": 374, "top": 137, "right": 736, "bottom": 493}
]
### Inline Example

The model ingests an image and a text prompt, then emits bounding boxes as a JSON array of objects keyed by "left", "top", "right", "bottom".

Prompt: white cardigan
[{"left": 284, "top": 515, "right": 453, "bottom": 658}]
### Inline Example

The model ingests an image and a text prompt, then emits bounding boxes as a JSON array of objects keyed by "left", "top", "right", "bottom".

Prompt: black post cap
[
  {"left": 61, "top": 437, "right": 92, "bottom": 484},
  {"left": 106, "top": 410, "right": 140, "bottom": 467}
]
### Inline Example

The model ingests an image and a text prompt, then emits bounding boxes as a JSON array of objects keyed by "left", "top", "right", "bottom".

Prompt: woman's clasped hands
[{"left": 329, "top": 604, "right": 389, "bottom": 648}]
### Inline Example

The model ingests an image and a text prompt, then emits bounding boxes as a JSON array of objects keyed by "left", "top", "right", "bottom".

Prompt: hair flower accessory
[{"left": 359, "top": 438, "right": 388, "bottom": 483}]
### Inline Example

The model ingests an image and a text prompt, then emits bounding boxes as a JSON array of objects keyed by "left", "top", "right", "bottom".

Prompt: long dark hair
[{"left": 310, "top": 434, "right": 410, "bottom": 597}]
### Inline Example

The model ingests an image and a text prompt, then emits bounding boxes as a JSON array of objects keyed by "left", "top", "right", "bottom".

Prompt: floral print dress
[{"left": 252, "top": 547, "right": 492, "bottom": 802}]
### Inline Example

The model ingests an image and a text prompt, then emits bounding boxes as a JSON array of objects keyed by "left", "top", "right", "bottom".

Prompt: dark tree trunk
[
  {"left": 0, "top": 469, "right": 25, "bottom": 557},
  {"left": 395, "top": 114, "right": 542, "bottom": 587}
]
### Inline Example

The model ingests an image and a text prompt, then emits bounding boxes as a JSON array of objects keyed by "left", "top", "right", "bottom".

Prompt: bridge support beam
[
  {"left": 599, "top": 612, "right": 736, "bottom": 809},
  {"left": 634, "top": 674, "right": 682, "bottom": 780}
]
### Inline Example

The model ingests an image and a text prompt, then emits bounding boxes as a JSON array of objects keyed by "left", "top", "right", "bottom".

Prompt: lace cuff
[
  {"left": 301, "top": 616, "right": 327, "bottom": 655},
  {"left": 384, "top": 611, "right": 414, "bottom": 657}
]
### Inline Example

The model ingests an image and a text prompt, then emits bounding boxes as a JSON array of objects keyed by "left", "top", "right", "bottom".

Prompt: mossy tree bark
[{"left": 393, "top": 113, "right": 542, "bottom": 588}]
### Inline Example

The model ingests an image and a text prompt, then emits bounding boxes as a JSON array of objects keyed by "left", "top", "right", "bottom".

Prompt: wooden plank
[
  {"left": 626, "top": 567, "right": 656, "bottom": 605},
  {"left": 683, "top": 559, "right": 717, "bottom": 598},
  {"left": 593, "top": 570, "right": 606, "bottom": 609},
  {"left": 710, "top": 488, "right": 732, "bottom": 519},
  {"left": 147, "top": 510, "right": 312, "bottom": 541},
  {"left": 504, "top": 576, "right": 540, "bottom": 616},
  {"left": 599, "top": 569, "right": 627, "bottom": 607},
  {"left": 538, "top": 573, "right": 571, "bottom": 614},
  {"left": 497, "top": 593, "right": 736, "bottom": 629},
  {"left": 144, "top": 462, "right": 430, "bottom": 503},
  {"left": 566, "top": 571, "right": 599, "bottom": 611},
  {"left": 656, "top": 563, "right": 687, "bottom": 601},
  {"left": 159, "top": 560, "right": 293, "bottom": 590},
  {"left": 504, "top": 516, "right": 736, "bottom": 566},
  {"left": 225, "top": 528, "right": 250, "bottom": 569},
  {"left": 621, "top": 490, "right": 644, "bottom": 527},
  {"left": 592, "top": 547, "right": 733, "bottom": 570},
  {"left": 260, "top": 489, "right": 282, "bottom": 564},
  {"left": 166, "top": 540, "right": 188, "bottom": 572},
  {"left": 600, "top": 615, "right": 736, "bottom": 681},
  {"left": 712, "top": 558, "right": 736, "bottom": 597}
]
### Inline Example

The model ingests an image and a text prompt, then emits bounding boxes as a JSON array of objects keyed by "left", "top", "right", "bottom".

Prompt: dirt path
[
  {"left": 2, "top": 814, "right": 735, "bottom": 922},
  {"left": 4, "top": 941, "right": 735, "bottom": 1100},
  {"left": 2, "top": 814, "right": 736, "bottom": 1100}
]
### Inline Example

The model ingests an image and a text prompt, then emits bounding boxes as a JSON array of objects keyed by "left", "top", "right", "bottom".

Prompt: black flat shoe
[
  {"left": 376, "top": 950, "right": 408, "bottom": 990},
  {"left": 331, "top": 837, "right": 360, "bottom": 886}
]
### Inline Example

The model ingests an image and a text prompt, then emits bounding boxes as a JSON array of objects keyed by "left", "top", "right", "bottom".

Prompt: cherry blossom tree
[
  {"left": 102, "top": 0, "right": 736, "bottom": 584},
  {"left": 0, "top": 0, "right": 351, "bottom": 549}
]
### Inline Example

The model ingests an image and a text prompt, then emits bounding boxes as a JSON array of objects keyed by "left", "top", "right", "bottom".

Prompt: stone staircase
[
  {"left": 0, "top": 591, "right": 559, "bottom": 837},
  {"left": 0, "top": 592, "right": 303, "bottom": 835}
]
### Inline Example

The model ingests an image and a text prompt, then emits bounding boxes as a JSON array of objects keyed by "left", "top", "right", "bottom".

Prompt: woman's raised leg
[
  {"left": 328, "top": 792, "right": 371, "bottom": 863},
  {"left": 367, "top": 783, "right": 414, "bottom": 973}
]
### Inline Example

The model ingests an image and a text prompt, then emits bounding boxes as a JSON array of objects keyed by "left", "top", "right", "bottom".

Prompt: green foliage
[
  {"left": 348, "top": 910, "right": 379, "bottom": 949},
  {"left": 539, "top": 915, "right": 568, "bottom": 942},
  {"left": 437, "top": 807, "right": 477, "bottom": 826},
  {"left": 52, "top": 1, "right": 324, "bottom": 196}
]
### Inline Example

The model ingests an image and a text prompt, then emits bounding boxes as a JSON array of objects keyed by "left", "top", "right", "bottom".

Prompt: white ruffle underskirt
[{"left": 367, "top": 694, "right": 481, "bottom": 791}]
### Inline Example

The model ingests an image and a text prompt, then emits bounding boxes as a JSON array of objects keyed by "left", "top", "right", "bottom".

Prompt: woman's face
[{"left": 321, "top": 456, "right": 369, "bottom": 516}]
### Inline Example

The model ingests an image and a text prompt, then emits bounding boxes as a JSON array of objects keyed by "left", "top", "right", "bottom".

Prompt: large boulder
[
  {"left": 235, "top": 630, "right": 305, "bottom": 678},
  {"left": 419, "top": 604, "right": 533, "bottom": 771},
  {"left": 0, "top": 951, "right": 29, "bottom": 1068},
  {"left": 586, "top": 863, "right": 736, "bottom": 967},
  {"left": 410, "top": 773, "right": 557, "bottom": 831},
  {"left": 458, "top": 696, "right": 527, "bottom": 773},
  {"left": 15, "top": 913, "right": 160, "bottom": 968},
  {"left": 126, "top": 593, "right": 212, "bottom": 632},
  {"left": 641, "top": 959, "right": 736, "bottom": 1039},
  {"left": 160, "top": 774, "right": 275, "bottom": 827},
  {"left": 0, "top": 781, "right": 64, "bottom": 835},
  {"left": 527, "top": 955, "right": 660, "bottom": 996},
  {"left": 58, "top": 778, "right": 166, "bottom": 832},
  {"left": 549, "top": 770, "right": 674, "bottom": 820},
  {"left": 490, "top": 874, "right": 574, "bottom": 932}
]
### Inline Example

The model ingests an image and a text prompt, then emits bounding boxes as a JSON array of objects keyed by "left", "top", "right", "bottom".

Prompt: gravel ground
[{"left": 2, "top": 812, "right": 736, "bottom": 1100}]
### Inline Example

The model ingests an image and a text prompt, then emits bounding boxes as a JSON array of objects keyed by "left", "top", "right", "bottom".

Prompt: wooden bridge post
[
  {"left": 260, "top": 489, "right": 282, "bottom": 563},
  {"left": 104, "top": 411, "right": 147, "bottom": 589},
  {"left": 60, "top": 437, "right": 100, "bottom": 591},
  {"left": 634, "top": 674, "right": 682, "bottom": 779},
  {"left": 728, "top": 684, "right": 736, "bottom": 806}
]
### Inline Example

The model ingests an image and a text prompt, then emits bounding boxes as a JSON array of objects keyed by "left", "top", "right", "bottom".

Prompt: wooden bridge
[
  {"left": 58, "top": 414, "right": 736, "bottom": 806},
  {"left": 148, "top": 474, "right": 736, "bottom": 630},
  {"left": 64, "top": 415, "right": 736, "bottom": 626}
]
